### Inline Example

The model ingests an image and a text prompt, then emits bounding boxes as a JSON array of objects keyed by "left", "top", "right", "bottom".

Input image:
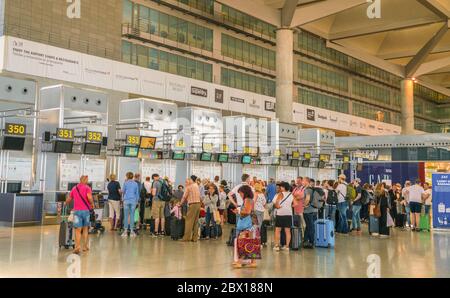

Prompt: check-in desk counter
[{"left": 0, "top": 193, "right": 44, "bottom": 227}]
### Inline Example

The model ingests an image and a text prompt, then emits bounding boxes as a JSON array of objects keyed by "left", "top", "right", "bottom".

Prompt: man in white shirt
[
  {"left": 408, "top": 179, "right": 425, "bottom": 231},
  {"left": 228, "top": 173, "right": 253, "bottom": 213},
  {"left": 336, "top": 174, "right": 349, "bottom": 234}
]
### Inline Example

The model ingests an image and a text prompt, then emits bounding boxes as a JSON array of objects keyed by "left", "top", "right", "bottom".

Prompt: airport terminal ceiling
[{"left": 220, "top": 0, "right": 450, "bottom": 97}]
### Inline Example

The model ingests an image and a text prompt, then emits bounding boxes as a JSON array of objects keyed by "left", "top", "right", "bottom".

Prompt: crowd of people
[{"left": 66, "top": 171, "right": 433, "bottom": 264}]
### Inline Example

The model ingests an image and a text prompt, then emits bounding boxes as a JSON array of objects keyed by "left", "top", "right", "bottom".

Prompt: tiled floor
[{"left": 0, "top": 224, "right": 449, "bottom": 278}]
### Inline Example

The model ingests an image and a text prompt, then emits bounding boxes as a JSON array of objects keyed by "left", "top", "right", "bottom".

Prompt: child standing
[{"left": 218, "top": 185, "right": 227, "bottom": 226}]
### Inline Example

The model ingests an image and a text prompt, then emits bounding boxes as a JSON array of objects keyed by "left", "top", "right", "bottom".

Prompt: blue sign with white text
[{"left": 432, "top": 173, "right": 450, "bottom": 229}]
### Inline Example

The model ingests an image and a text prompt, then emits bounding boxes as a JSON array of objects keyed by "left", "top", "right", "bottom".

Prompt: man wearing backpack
[
  {"left": 303, "top": 177, "right": 324, "bottom": 248},
  {"left": 151, "top": 173, "right": 170, "bottom": 237},
  {"left": 336, "top": 174, "right": 349, "bottom": 235},
  {"left": 350, "top": 178, "right": 363, "bottom": 235}
]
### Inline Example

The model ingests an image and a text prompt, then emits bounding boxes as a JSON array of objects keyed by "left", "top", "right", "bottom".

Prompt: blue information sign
[{"left": 432, "top": 173, "right": 450, "bottom": 229}]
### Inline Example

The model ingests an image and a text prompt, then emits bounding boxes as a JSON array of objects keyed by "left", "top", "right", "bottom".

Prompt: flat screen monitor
[
  {"left": 241, "top": 155, "right": 252, "bottom": 164},
  {"left": 2, "top": 136, "right": 26, "bottom": 151},
  {"left": 7, "top": 182, "right": 22, "bottom": 194},
  {"left": 83, "top": 143, "right": 102, "bottom": 155},
  {"left": 357, "top": 163, "right": 364, "bottom": 171},
  {"left": 217, "top": 154, "right": 229, "bottom": 163},
  {"left": 123, "top": 146, "right": 139, "bottom": 158},
  {"left": 342, "top": 162, "right": 350, "bottom": 171},
  {"left": 272, "top": 157, "right": 280, "bottom": 165},
  {"left": 140, "top": 136, "right": 157, "bottom": 150},
  {"left": 290, "top": 159, "right": 300, "bottom": 167},
  {"left": 53, "top": 140, "right": 73, "bottom": 154},
  {"left": 318, "top": 160, "right": 326, "bottom": 169},
  {"left": 301, "top": 159, "right": 310, "bottom": 168},
  {"left": 200, "top": 152, "right": 213, "bottom": 162},
  {"left": 172, "top": 152, "right": 186, "bottom": 160}
]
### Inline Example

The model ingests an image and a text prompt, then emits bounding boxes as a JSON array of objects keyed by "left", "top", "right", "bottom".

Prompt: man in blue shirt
[{"left": 265, "top": 178, "right": 277, "bottom": 203}]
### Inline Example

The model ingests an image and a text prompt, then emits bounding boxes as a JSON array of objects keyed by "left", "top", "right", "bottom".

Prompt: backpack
[
  {"left": 346, "top": 184, "right": 357, "bottom": 202},
  {"left": 310, "top": 187, "right": 325, "bottom": 209},
  {"left": 326, "top": 189, "right": 338, "bottom": 205},
  {"left": 361, "top": 189, "right": 370, "bottom": 205},
  {"left": 158, "top": 180, "right": 172, "bottom": 202}
]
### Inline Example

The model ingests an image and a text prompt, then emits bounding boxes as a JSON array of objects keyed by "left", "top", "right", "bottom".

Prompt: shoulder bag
[{"left": 75, "top": 186, "right": 96, "bottom": 223}]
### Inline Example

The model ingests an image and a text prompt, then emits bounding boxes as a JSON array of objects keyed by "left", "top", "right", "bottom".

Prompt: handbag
[
  {"left": 236, "top": 214, "right": 252, "bottom": 231},
  {"left": 134, "top": 207, "right": 140, "bottom": 223},
  {"left": 75, "top": 186, "right": 96, "bottom": 222},
  {"left": 68, "top": 211, "right": 75, "bottom": 222},
  {"left": 213, "top": 210, "right": 221, "bottom": 224},
  {"left": 386, "top": 212, "right": 394, "bottom": 227},
  {"left": 373, "top": 198, "right": 382, "bottom": 218},
  {"left": 263, "top": 208, "right": 271, "bottom": 221},
  {"left": 237, "top": 236, "right": 262, "bottom": 260}
]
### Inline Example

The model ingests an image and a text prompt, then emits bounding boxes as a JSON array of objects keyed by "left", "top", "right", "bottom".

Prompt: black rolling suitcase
[{"left": 170, "top": 217, "right": 185, "bottom": 240}]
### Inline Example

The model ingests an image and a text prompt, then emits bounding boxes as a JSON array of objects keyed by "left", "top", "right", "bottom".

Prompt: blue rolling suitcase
[{"left": 315, "top": 216, "right": 335, "bottom": 248}]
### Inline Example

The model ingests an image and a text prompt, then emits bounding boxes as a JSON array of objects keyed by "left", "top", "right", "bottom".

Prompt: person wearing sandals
[
  {"left": 66, "top": 175, "right": 94, "bottom": 254},
  {"left": 273, "top": 182, "right": 296, "bottom": 252},
  {"left": 233, "top": 184, "right": 258, "bottom": 269}
]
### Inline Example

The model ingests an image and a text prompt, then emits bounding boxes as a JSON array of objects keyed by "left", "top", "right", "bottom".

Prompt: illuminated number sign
[
  {"left": 292, "top": 151, "right": 300, "bottom": 159},
  {"left": 222, "top": 144, "right": 229, "bottom": 153},
  {"left": 5, "top": 123, "right": 26, "bottom": 136},
  {"left": 274, "top": 149, "right": 281, "bottom": 157},
  {"left": 57, "top": 128, "right": 74, "bottom": 140},
  {"left": 203, "top": 143, "right": 213, "bottom": 152},
  {"left": 343, "top": 156, "right": 350, "bottom": 162},
  {"left": 176, "top": 140, "right": 185, "bottom": 148},
  {"left": 127, "top": 135, "right": 141, "bottom": 146},
  {"left": 86, "top": 131, "right": 103, "bottom": 143},
  {"left": 320, "top": 154, "right": 330, "bottom": 162},
  {"left": 304, "top": 152, "right": 312, "bottom": 160}
]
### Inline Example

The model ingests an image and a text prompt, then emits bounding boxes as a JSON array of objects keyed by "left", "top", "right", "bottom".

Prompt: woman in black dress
[{"left": 374, "top": 183, "right": 390, "bottom": 238}]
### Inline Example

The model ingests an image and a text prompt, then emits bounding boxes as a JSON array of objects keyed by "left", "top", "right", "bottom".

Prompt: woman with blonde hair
[
  {"left": 374, "top": 183, "right": 390, "bottom": 238},
  {"left": 107, "top": 174, "right": 121, "bottom": 231},
  {"left": 254, "top": 183, "right": 267, "bottom": 229}
]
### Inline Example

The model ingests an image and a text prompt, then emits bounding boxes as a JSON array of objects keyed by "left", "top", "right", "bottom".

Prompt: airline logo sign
[
  {"left": 215, "top": 89, "right": 224, "bottom": 103},
  {"left": 292, "top": 103, "right": 400, "bottom": 136},
  {"left": 265, "top": 101, "right": 275, "bottom": 112},
  {"left": 191, "top": 86, "right": 208, "bottom": 98},
  {"left": 306, "top": 109, "right": 315, "bottom": 121}
]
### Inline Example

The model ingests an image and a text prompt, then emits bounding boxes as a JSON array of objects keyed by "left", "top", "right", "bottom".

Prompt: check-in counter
[{"left": 0, "top": 193, "right": 44, "bottom": 227}]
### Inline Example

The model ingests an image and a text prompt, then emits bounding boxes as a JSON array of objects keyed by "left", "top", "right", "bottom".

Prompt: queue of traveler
[{"left": 66, "top": 171, "right": 432, "bottom": 257}]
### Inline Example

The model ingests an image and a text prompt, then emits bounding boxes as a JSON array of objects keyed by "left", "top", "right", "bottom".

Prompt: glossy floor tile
[{"left": 0, "top": 224, "right": 449, "bottom": 278}]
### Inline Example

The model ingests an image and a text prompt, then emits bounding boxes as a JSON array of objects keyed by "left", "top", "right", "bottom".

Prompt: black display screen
[
  {"left": 83, "top": 143, "right": 102, "bottom": 155},
  {"left": 2, "top": 136, "right": 25, "bottom": 151},
  {"left": 290, "top": 159, "right": 300, "bottom": 167},
  {"left": 318, "top": 160, "right": 326, "bottom": 169},
  {"left": 53, "top": 140, "right": 73, "bottom": 154},
  {"left": 342, "top": 162, "right": 350, "bottom": 171},
  {"left": 301, "top": 160, "right": 310, "bottom": 168},
  {"left": 217, "top": 154, "right": 229, "bottom": 163},
  {"left": 7, "top": 182, "right": 22, "bottom": 194},
  {"left": 200, "top": 152, "right": 213, "bottom": 162}
]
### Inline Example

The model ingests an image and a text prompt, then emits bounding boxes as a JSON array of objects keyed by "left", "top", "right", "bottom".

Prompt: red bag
[{"left": 237, "top": 237, "right": 262, "bottom": 260}]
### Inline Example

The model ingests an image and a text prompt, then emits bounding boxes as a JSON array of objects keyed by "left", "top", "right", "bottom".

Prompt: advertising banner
[
  {"left": 1, "top": 36, "right": 276, "bottom": 119},
  {"left": 432, "top": 173, "right": 450, "bottom": 230}
]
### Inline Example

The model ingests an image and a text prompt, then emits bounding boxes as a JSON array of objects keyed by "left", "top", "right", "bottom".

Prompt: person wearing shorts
[
  {"left": 273, "top": 182, "right": 295, "bottom": 252},
  {"left": 66, "top": 175, "right": 94, "bottom": 254},
  {"left": 151, "top": 174, "right": 166, "bottom": 236},
  {"left": 107, "top": 174, "right": 121, "bottom": 231},
  {"left": 408, "top": 179, "right": 425, "bottom": 231}
]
